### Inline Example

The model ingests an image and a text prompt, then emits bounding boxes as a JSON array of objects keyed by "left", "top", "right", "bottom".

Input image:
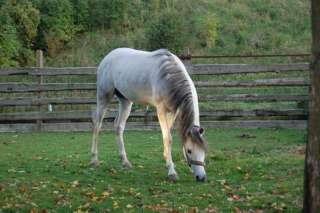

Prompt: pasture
[{"left": 0, "top": 128, "right": 305, "bottom": 212}]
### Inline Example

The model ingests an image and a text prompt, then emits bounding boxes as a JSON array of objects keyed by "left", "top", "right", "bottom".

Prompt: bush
[
  {"left": 0, "top": 0, "right": 39, "bottom": 67},
  {"left": 195, "top": 14, "right": 218, "bottom": 48},
  {"left": 145, "top": 9, "right": 187, "bottom": 54},
  {"left": 0, "top": 13, "right": 21, "bottom": 67},
  {"left": 34, "top": 0, "right": 77, "bottom": 56}
]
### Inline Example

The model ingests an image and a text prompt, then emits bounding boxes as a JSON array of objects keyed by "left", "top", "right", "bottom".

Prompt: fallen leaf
[
  {"left": 83, "top": 202, "right": 90, "bottom": 208},
  {"left": 188, "top": 207, "right": 198, "bottom": 213},
  {"left": 234, "top": 207, "right": 241, "bottom": 213},
  {"left": 126, "top": 204, "right": 133, "bottom": 208},
  {"left": 91, "top": 196, "right": 99, "bottom": 202},
  {"left": 113, "top": 201, "right": 119, "bottom": 209},
  {"left": 232, "top": 194, "right": 241, "bottom": 201},
  {"left": 31, "top": 202, "right": 38, "bottom": 207},
  {"left": 101, "top": 191, "right": 110, "bottom": 197},
  {"left": 19, "top": 185, "right": 28, "bottom": 193},
  {"left": 71, "top": 180, "right": 80, "bottom": 187},
  {"left": 205, "top": 206, "right": 217, "bottom": 213}
]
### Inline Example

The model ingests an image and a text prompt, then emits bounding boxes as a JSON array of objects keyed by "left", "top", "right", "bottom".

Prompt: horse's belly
[
  {"left": 114, "top": 76, "right": 155, "bottom": 105},
  {"left": 120, "top": 87, "right": 154, "bottom": 104}
]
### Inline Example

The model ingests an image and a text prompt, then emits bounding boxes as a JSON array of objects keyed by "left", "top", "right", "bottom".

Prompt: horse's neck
[
  {"left": 173, "top": 54, "right": 200, "bottom": 127},
  {"left": 178, "top": 83, "right": 200, "bottom": 127}
]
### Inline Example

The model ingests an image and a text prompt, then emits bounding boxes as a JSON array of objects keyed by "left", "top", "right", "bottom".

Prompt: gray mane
[{"left": 153, "top": 49, "right": 195, "bottom": 142}]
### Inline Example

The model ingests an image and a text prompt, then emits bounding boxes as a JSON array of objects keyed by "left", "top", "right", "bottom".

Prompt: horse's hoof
[
  {"left": 122, "top": 161, "right": 132, "bottom": 170},
  {"left": 168, "top": 173, "right": 179, "bottom": 182},
  {"left": 89, "top": 160, "right": 99, "bottom": 167}
]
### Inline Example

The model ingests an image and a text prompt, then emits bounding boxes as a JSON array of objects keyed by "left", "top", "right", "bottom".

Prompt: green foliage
[
  {"left": 194, "top": 14, "right": 219, "bottom": 48},
  {"left": 71, "top": 0, "right": 89, "bottom": 31},
  {"left": 0, "top": 0, "right": 311, "bottom": 67},
  {"left": 0, "top": 10, "right": 20, "bottom": 67},
  {"left": 0, "top": 0, "right": 39, "bottom": 67},
  {"left": 145, "top": 9, "right": 187, "bottom": 54},
  {"left": 34, "top": 0, "right": 77, "bottom": 56}
]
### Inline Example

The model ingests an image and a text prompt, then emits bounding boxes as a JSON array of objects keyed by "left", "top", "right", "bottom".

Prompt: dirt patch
[
  {"left": 290, "top": 145, "right": 306, "bottom": 155},
  {"left": 236, "top": 133, "right": 256, "bottom": 139}
]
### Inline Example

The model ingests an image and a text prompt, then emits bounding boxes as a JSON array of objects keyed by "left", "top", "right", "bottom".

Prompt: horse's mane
[{"left": 152, "top": 49, "right": 196, "bottom": 143}]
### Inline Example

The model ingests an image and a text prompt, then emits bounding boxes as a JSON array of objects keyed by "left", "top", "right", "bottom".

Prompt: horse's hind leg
[
  {"left": 115, "top": 98, "right": 133, "bottom": 169},
  {"left": 90, "top": 92, "right": 112, "bottom": 166}
]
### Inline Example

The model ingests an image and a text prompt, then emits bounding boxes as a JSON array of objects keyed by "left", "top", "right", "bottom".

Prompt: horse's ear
[
  {"left": 199, "top": 127, "right": 204, "bottom": 135},
  {"left": 190, "top": 126, "right": 208, "bottom": 151},
  {"left": 191, "top": 126, "right": 204, "bottom": 137}
]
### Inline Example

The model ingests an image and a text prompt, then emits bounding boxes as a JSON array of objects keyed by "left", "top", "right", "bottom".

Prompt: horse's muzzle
[{"left": 196, "top": 174, "right": 207, "bottom": 182}]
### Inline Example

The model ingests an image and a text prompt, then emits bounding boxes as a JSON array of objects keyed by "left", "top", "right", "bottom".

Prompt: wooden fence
[{"left": 0, "top": 60, "right": 310, "bottom": 132}]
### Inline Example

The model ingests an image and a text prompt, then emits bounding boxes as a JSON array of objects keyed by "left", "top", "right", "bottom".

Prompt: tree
[
  {"left": 303, "top": 0, "right": 320, "bottom": 212},
  {"left": 71, "top": 0, "right": 89, "bottom": 31},
  {"left": 34, "top": 0, "right": 76, "bottom": 56},
  {"left": 145, "top": 9, "right": 187, "bottom": 54},
  {"left": 0, "top": 0, "right": 39, "bottom": 66}
]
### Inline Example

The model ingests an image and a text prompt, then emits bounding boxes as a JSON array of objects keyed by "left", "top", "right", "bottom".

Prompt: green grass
[{"left": 0, "top": 129, "right": 305, "bottom": 212}]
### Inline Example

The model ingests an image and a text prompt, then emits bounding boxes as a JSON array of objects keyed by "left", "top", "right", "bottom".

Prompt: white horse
[{"left": 90, "top": 48, "right": 207, "bottom": 181}]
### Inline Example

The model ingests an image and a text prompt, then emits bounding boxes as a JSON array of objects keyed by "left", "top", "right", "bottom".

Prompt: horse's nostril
[{"left": 196, "top": 175, "right": 206, "bottom": 182}]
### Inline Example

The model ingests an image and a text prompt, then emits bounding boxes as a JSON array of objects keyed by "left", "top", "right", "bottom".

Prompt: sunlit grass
[{"left": 0, "top": 129, "right": 305, "bottom": 212}]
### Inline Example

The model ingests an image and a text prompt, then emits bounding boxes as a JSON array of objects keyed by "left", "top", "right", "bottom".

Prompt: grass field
[{"left": 0, "top": 128, "right": 305, "bottom": 212}]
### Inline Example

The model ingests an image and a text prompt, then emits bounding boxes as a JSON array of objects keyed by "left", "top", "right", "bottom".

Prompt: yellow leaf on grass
[
  {"left": 71, "top": 180, "right": 80, "bottom": 187},
  {"left": 91, "top": 196, "right": 99, "bottom": 202},
  {"left": 83, "top": 203, "right": 90, "bottom": 208},
  {"left": 101, "top": 191, "right": 110, "bottom": 197},
  {"left": 232, "top": 194, "right": 241, "bottom": 200},
  {"left": 113, "top": 201, "right": 119, "bottom": 209}
]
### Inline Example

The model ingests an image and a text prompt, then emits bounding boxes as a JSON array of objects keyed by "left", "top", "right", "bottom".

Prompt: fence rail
[
  {"left": 0, "top": 61, "right": 310, "bottom": 132},
  {"left": 0, "top": 94, "right": 309, "bottom": 107},
  {"left": 0, "top": 78, "right": 310, "bottom": 93},
  {"left": 0, "top": 63, "right": 309, "bottom": 76},
  {"left": 0, "top": 120, "right": 307, "bottom": 133},
  {"left": 0, "top": 109, "right": 307, "bottom": 121}
]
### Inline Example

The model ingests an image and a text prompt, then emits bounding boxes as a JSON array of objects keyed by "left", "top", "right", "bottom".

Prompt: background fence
[{"left": 0, "top": 53, "right": 310, "bottom": 132}]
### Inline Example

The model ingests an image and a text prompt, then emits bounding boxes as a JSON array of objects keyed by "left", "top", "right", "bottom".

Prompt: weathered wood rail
[
  {"left": 0, "top": 63, "right": 310, "bottom": 132},
  {"left": 0, "top": 78, "right": 309, "bottom": 93},
  {"left": 0, "top": 94, "right": 309, "bottom": 106},
  {"left": 0, "top": 63, "right": 309, "bottom": 76}
]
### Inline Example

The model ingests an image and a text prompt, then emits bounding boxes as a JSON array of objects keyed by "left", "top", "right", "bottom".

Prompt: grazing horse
[{"left": 90, "top": 48, "right": 207, "bottom": 181}]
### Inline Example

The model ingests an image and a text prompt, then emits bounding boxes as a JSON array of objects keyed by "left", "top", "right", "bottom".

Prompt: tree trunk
[{"left": 303, "top": 0, "right": 320, "bottom": 212}]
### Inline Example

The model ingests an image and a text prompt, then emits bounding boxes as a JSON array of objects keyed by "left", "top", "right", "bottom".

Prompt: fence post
[{"left": 36, "top": 50, "right": 44, "bottom": 131}]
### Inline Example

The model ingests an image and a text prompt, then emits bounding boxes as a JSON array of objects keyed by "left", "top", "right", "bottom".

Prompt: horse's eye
[{"left": 187, "top": 149, "right": 192, "bottom": 154}]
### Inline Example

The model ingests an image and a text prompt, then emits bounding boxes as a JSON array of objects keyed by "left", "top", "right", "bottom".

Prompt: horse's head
[{"left": 183, "top": 126, "right": 207, "bottom": 182}]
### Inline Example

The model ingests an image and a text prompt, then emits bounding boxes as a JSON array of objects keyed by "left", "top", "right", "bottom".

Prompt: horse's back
[{"left": 97, "top": 48, "right": 168, "bottom": 104}]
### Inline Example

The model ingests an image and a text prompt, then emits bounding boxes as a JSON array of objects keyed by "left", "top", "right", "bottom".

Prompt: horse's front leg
[{"left": 157, "top": 108, "right": 178, "bottom": 181}]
